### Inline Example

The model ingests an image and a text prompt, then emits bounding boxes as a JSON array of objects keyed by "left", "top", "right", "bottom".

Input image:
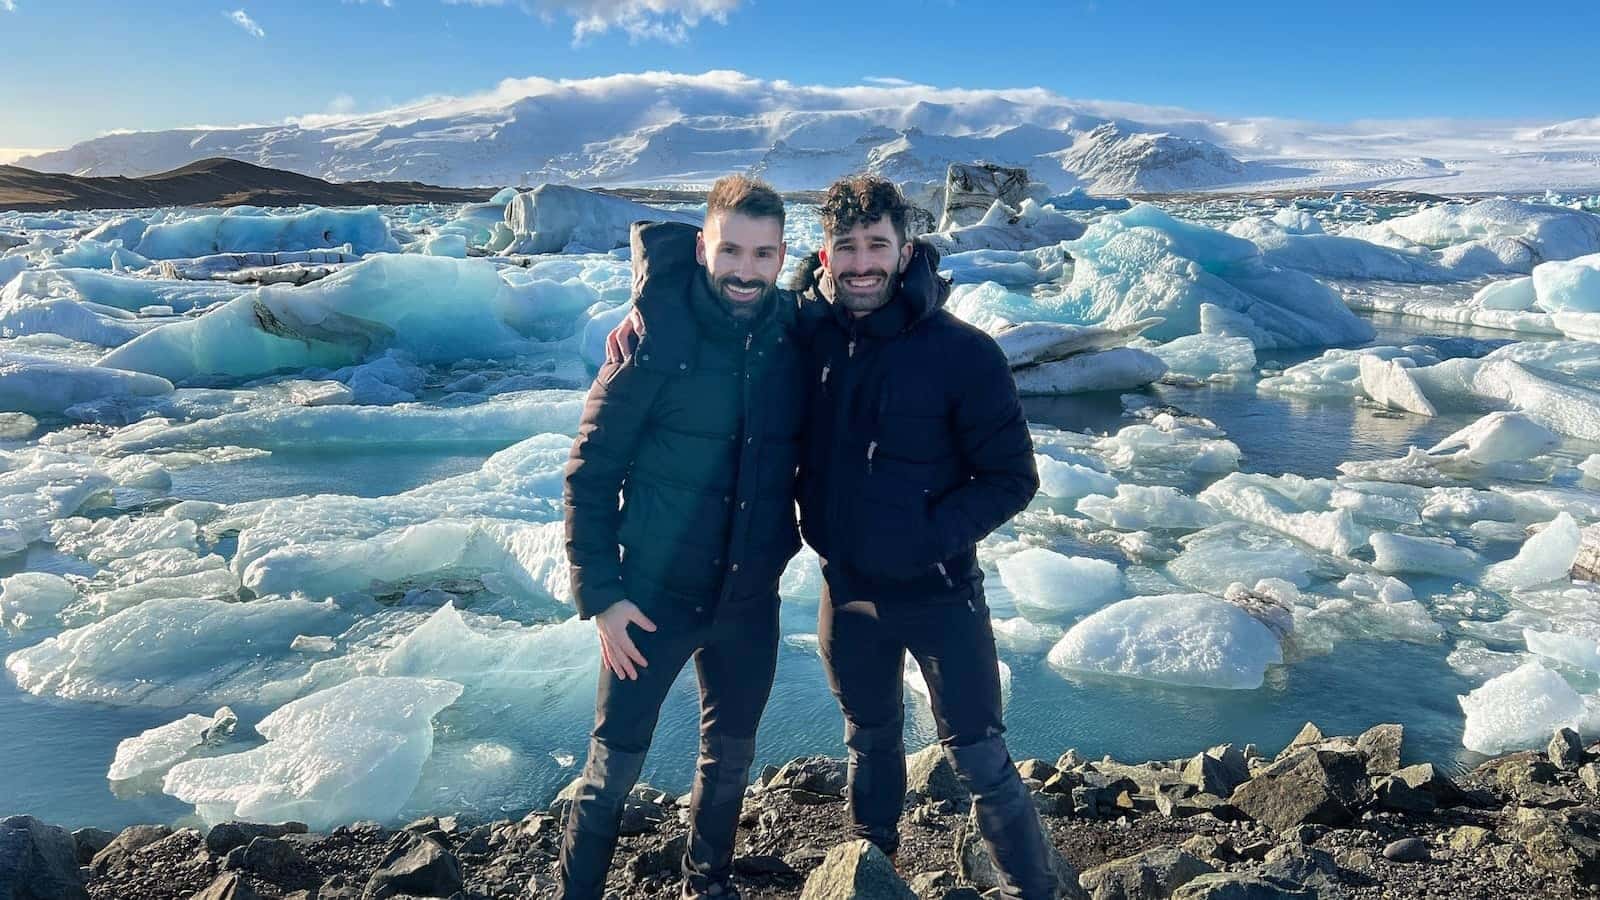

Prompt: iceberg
[
  {"left": 0, "top": 571, "right": 78, "bottom": 630},
  {"left": 108, "top": 706, "right": 237, "bottom": 783},
  {"left": 920, "top": 199, "right": 1086, "bottom": 255},
  {"left": 990, "top": 616, "right": 1064, "bottom": 654},
  {"left": 1166, "top": 523, "right": 1320, "bottom": 595},
  {"left": 1197, "top": 473, "right": 1366, "bottom": 556},
  {"left": 1524, "top": 629, "right": 1600, "bottom": 674},
  {"left": 1034, "top": 454, "right": 1118, "bottom": 502},
  {"left": 992, "top": 318, "right": 1161, "bottom": 368},
  {"left": 4, "top": 595, "right": 354, "bottom": 706},
  {"left": 504, "top": 184, "right": 700, "bottom": 255},
  {"left": 1358, "top": 354, "right": 1436, "bottom": 416},
  {"left": 1532, "top": 253, "right": 1600, "bottom": 313},
  {"left": 98, "top": 255, "right": 535, "bottom": 382},
  {"left": 1426, "top": 411, "right": 1558, "bottom": 466},
  {"left": 1011, "top": 348, "right": 1168, "bottom": 395},
  {"left": 1473, "top": 277, "right": 1537, "bottom": 311},
  {"left": 1060, "top": 204, "right": 1374, "bottom": 349},
  {"left": 1093, "top": 414, "right": 1241, "bottom": 475},
  {"left": 1148, "top": 334, "right": 1256, "bottom": 378},
  {"left": 996, "top": 547, "right": 1123, "bottom": 615},
  {"left": 1458, "top": 661, "right": 1596, "bottom": 754},
  {"left": 1047, "top": 593, "right": 1283, "bottom": 690},
  {"left": 0, "top": 354, "right": 173, "bottom": 416},
  {"left": 2, "top": 267, "right": 249, "bottom": 314},
  {"left": 1077, "top": 484, "right": 1220, "bottom": 531},
  {"left": 1343, "top": 200, "right": 1600, "bottom": 274},
  {"left": 130, "top": 207, "right": 398, "bottom": 259},
  {"left": 1369, "top": 532, "right": 1481, "bottom": 577},
  {"left": 163, "top": 676, "right": 463, "bottom": 829},
  {"left": 1483, "top": 514, "right": 1582, "bottom": 591}
]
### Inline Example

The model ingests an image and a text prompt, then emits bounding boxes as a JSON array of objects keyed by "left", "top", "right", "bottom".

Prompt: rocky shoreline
[{"left": 5, "top": 721, "right": 1600, "bottom": 900}]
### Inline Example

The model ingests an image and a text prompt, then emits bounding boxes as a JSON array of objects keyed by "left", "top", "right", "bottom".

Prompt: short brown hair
[
  {"left": 706, "top": 174, "right": 785, "bottom": 228},
  {"left": 819, "top": 175, "right": 908, "bottom": 242}
]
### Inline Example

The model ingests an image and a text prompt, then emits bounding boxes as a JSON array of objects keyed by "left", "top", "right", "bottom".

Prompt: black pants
[
  {"left": 555, "top": 598, "right": 780, "bottom": 899},
  {"left": 819, "top": 570, "right": 1058, "bottom": 900}
]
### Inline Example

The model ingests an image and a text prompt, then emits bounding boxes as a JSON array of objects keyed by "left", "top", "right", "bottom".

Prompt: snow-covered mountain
[{"left": 17, "top": 71, "right": 1600, "bottom": 193}]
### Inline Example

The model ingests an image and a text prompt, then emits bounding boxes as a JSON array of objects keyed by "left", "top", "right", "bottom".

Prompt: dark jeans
[
  {"left": 555, "top": 598, "right": 780, "bottom": 899},
  {"left": 819, "top": 569, "right": 1058, "bottom": 900}
]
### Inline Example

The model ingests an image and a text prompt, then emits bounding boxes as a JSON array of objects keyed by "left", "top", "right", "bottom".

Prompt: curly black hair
[{"left": 818, "top": 174, "right": 908, "bottom": 243}]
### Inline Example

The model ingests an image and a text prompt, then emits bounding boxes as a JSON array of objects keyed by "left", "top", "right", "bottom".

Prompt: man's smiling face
[
  {"left": 820, "top": 216, "right": 913, "bottom": 317},
  {"left": 696, "top": 209, "right": 786, "bottom": 319}
]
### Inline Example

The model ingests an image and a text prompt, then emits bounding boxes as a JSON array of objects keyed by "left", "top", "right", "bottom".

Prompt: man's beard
[
  {"left": 708, "top": 272, "right": 772, "bottom": 319},
  {"left": 829, "top": 267, "right": 895, "bottom": 314}
]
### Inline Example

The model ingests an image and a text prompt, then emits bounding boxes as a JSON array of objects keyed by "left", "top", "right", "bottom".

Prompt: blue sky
[{"left": 2, "top": 0, "right": 1597, "bottom": 155}]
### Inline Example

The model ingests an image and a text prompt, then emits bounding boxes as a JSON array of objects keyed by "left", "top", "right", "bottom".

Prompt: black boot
[
  {"left": 682, "top": 732, "right": 756, "bottom": 894},
  {"left": 947, "top": 736, "right": 1058, "bottom": 899},
  {"left": 555, "top": 737, "right": 649, "bottom": 900},
  {"left": 842, "top": 714, "right": 906, "bottom": 855}
]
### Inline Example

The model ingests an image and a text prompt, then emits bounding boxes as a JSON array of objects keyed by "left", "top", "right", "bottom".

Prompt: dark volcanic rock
[
  {"left": 222, "top": 836, "right": 312, "bottom": 886},
  {"left": 1355, "top": 723, "right": 1404, "bottom": 774},
  {"left": 360, "top": 832, "right": 463, "bottom": 899},
  {"left": 1171, "top": 872, "right": 1313, "bottom": 899},
  {"left": 1505, "top": 805, "right": 1600, "bottom": 886},
  {"left": 190, "top": 872, "right": 262, "bottom": 900},
  {"left": 0, "top": 815, "right": 90, "bottom": 900},
  {"left": 952, "top": 807, "right": 1087, "bottom": 900},
  {"left": 206, "top": 822, "right": 309, "bottom": 856},
  {"left": 768, "top": 756, "right": 848, "bottom": 798},
  {"left": 1229, "top": 749, "right": 1372, "bottom": 832},
  {"left": 1382, "top": 837, "right": 1430, "bottom": 862},
  {"left": 798, "top": 840, "right": 914, "bottom": 900},
  {"left": 1078, "top": 846, "right": 1215, "bottom": 900},
  {"left": 89, "top": 824, "right": 172, "bottom": 876},
  {"left": 1551, "top": 727, "right": 1585, "bottom": 771},
  {"left": 69, "top": 829, "right": 114, "bottom": 868}
]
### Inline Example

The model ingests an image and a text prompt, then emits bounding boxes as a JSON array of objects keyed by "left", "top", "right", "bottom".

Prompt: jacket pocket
[{"left": 850, "top": 467, "right": 942, "bottom": 580}]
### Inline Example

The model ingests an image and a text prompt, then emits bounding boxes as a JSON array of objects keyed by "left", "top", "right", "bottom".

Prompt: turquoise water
[{"left": 0, "top": 312, "right": 1540, "bottom": 831}]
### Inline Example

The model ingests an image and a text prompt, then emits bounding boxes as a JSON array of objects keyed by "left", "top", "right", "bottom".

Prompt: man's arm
[
  {"left": 563, "top": 359, "right": 664, "bottom": 619},
  {"left": 927, "top": 335, "right": 1039, "bottom": 557}
]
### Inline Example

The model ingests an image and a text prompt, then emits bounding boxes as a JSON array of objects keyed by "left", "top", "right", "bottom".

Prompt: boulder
[
  {"left": 0, "top": 815, "right": 89, "bottom": 900},
  {"left": 206, "top": 821, "right": 310, "bottom": 856},
  {"left": 1016, "top": 759, "right": 1059, "bottom": 783},
  {"left": 1078, "top": 847, "right": 1215, "bottom": 900},
  {"left": 1278, "top": 723, "right": 1325, "bottom": 759},
  {"left": 89, "top": 824, "right": 173, "bottom": 875},
  {"left": 953, "top": 807, "right": 1087, "bottom": 899},
  {"left": 1354, "top": 724, "right": 1404, "bottom": 774},
  {"left": 628, "top": 833, "right": 688, "bottom": 883},
  {"left": 223, "top": 836, "right": 312, "bottom": 886},
  {"left": 768, "top": 756, "right": 848, "bottom": 797},
  {"left": 191, "top": 872, "right": 263, "bottom": 900},
  {"left": 68, "top": 828, "right": 113, "bottom": 868},
  {"left": 1506, "top": 806, "right": 1600, "bottom": 886},
  {"left": 1449, "top": 826, "right": 1495, "bottom": 853},
  {"left": 907, "top": 745, "right": 969, "bottom": 803},
  {"left": 1259, "top": 844, "right": 1339, "bottom": 893},
  {"left": 1372, "top": 775, "right": 1436, "bottom": 814},
  {"left": 1229, "top": 749, "right": 1372, "bottom": 832},
  {"left": 1171, "top": 873, "right": 1314, "bottom": 899},
  {"left": 1551, "top": 727, "right": 1585, "bottom": 771},
  {"left": 1390, "top": 762, "right": 1475, "bottom": 807},
  {"left": 1382, "top": 838, "right": 1430, "bottom": 862},
  {"left": 1476, "top": 752, "right": 1569, "bottom": 805},
  {"left": 361, "top": 832, "right": 463, "bottom": 899},
  {"left": 799, "top": 840, "right": 916, "bottom": 900},
  {"left": 1581, "top": 763, "right": 1600, "bottom": 795}
]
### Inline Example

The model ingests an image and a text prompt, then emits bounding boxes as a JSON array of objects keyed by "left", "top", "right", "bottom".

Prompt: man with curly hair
[{"left": 608, "top": 174, "right": 1055, "bottom": 898}]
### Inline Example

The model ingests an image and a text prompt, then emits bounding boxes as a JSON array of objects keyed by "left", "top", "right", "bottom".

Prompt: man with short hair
[
  {"left": 558, "top": 174, "right": 806, "bottom": 900},
  {"left": 796, "top": 175, "right": 1053, "bottom": 899},
  {"left": 610, "top": 175, "right": 1055, "bottom": 898}
]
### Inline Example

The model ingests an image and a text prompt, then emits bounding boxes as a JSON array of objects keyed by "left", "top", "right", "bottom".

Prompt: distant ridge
[{"left": 0, "top": 157, "right": 498, "bottom": 212}]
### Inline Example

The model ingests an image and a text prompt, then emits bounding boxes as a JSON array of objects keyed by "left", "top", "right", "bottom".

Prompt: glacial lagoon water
[{"left": 0, "top": 311, "right": 1550, "bottom": 831}]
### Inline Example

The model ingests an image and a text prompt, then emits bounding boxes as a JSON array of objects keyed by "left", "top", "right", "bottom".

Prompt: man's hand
[
  {"left": 604, "top": 307, "right": 646, "bottom": 364},
  {"left": 595, "top": 600, "right": 657, "bottom": 680}
]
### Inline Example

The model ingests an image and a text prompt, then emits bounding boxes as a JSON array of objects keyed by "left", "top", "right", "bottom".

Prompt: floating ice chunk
[
  {"left": 2, "top": 267, "right": 247, "bottom": 314},
  {"left": 132, "top": 207, "right": 397, "bottom": 259},
  {"left": 579, "top": 301, "right": 631, "bottom": 371},
  {"left": 1011, "top": 347, "right": 1168, "bottom": 395},
  {"left": 163, "top": 676, "right": 463, "bottom": 829},
  {"left": 990, "top": 616, "right": 1064, "bottom": 654},
  {"left": 1149, "top": 334, "right": 1255, "bottom": 378},
  {"left": 1530, "top": 253, "right": 1600, "bottom": 314},
  {"left": 1345, "top": 200, "right": 1600, "bottom": 271},
  {"left": 1524, "top": 629, "right": 1600, "bottom": 674},
  {"left": 1370, "top": 532, "right": 1481, "bottom": 576},
  {"left": 0, "top": 255, "right": 27, "bottom": 286},
  {"left": 1061, "top": 205, "right": 1373, "bottom": 349},
  {"left": 1473, "top": 277, "right": 1537, "bottom": 311},
  {"left": 1359, "top": 354, "right": 1437, "bottom": 416},
  {"left": 1582, "top": 455, "right": 1600, "bottom": 482},
  {"left": 1077, "top": 485, "right": 1220, "bottom": 531},
  {"left": 0, "top": 354, "right": 173, "bottom": 415},
  {"left": 377, "top": 604, "right": 595, "bottom": 690},
  {"left": 1427, "top": 411, "right": 1558, "bottom": 466},
  {"left": 1483, "top": 514, "right": 1582, "bottom": 591},
  {"left": 108, "top": 706, "right": 237, "bottom": 782},
  {"left": 921, "top": 199, "right": 1085, "bottom": 254},
  {"left": 993, "top": 318, "right": 1162, "bottom": 368},
  {"left": 1198, "top": 473, "right": 1366, "bottom": 556},
  {"left": 4, "top": 596, "right": 354, "bottom": 706},
  {"left": 1094, "top": 415, "right": 1240, "bottom": 474},
  {"left": 421, "top": 233, "right": 468, "bottom": 258},
  {"left": 1458, "top": 661, "right": 1596, "bottom": 754},
  {"left": 291, "top": 635, "right": 337, "bottom": 654},
  {"left": 1236, "top": 215, "right": 1443, "bottom": 282},
  {"left": 1047, "top": 592, "right": 1282, "bottom": 690},
  {"left": 52, "top": 515, "right": 199, "bottom": 564},
  {"left": 0, "top": 572, "right": 77, "bottom": 630},
  {"left": 1465, "top": 358, "right": 1600, "bottom": 443},
  {"left": 906, "top": 652, "right": 1010, "bottom": 707},
  {"left": 0, "top": 449, "right": 116, "bottom": 551},
  {"left": 504, "top": 185, "right": 700, "bottom": 255},
  {"left": 1034, "top": 454, "right": 1117, "bottom": 502},
  {"left": 1167, "top": 523, "right": 1319, "bottom": 595},
  {"left": 1329, "top": 482, "right": 1424, "bottom": 525},
  {"left": 996, "top": 547, "right": 1123, "bottom": 615},
  {"left": 111, "top": 390, "right": 583, "bottom": 453}
]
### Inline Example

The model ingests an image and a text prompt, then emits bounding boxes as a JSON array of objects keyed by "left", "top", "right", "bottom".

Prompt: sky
[{"left": 2, "top": 0, "right": 1598, "bottom": 158}]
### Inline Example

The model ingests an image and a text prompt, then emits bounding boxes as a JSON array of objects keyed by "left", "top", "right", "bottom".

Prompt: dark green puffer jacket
[{"left": 563, "top": 222, "right": 807, "bottom": 622}]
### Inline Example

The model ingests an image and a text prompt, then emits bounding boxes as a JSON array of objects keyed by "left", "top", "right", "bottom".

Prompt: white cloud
[
  {"left": 227, "top": 9, "right": 266, "bottom": 37},
  {"left": 435, "top": 0, "right": 739, "bottom": 43}
]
